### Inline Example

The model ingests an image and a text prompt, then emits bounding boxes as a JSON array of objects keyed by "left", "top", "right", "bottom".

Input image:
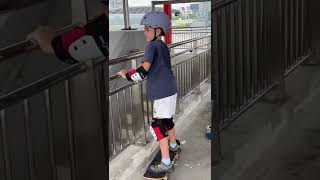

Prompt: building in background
[{"left": 109, "top": 0, "right": 122, "bottom": 9}]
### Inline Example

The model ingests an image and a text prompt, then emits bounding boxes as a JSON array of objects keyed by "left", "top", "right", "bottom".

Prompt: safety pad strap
[{"left": 125, "top": 66, "right": 148, "bottom": 82}]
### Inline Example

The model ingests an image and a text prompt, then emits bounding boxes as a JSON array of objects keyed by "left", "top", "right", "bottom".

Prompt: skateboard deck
[{"left": 143, "top": 140, "right": 180, "bottom": 180}]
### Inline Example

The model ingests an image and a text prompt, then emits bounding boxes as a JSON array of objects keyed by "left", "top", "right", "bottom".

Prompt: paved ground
[
  {"left": 169, "top": 83, "right": 211, "bottom": 180},
  {"left": 214, "top": 64, "right": 320, "bottom": 180}
]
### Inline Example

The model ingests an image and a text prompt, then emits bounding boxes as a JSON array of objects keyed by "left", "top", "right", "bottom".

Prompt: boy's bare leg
[
  {"left": 159, "top": 137, "right": 170, "bottom": 159},
  {"left": 168, "top": 129, "right": 177, "bottom": 144}
]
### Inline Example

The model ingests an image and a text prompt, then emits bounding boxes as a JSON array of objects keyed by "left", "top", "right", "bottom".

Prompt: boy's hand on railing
[
  {"left": 117, "top": 69, "right": 127, "bottom": 79},
  {"left": 26, "top": 26, "right": 55, "bottom": 54}
]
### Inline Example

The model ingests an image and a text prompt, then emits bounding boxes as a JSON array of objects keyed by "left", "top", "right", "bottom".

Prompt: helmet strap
[{"left": 151, "top": 28, "right": 159, "bottom": 41}]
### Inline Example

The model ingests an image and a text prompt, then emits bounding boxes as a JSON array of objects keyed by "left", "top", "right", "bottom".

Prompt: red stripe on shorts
[{"left": 154, "top": 127, "right": 163, "bottom": 141}]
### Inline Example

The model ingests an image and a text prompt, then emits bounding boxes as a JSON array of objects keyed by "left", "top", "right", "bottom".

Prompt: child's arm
[
  {"left": 26, "top": 2, "right": 107, "bottom": 64},
  {"left": 117, "top": 62, "right": 151, "bottom": 81},
  {"left": 140, "top": 62, "right": 151, "bottom": 71}
]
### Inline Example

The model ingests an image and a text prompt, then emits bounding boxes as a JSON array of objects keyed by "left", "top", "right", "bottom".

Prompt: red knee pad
[{"left": 150, "top": 118, "right": 168, "bottom": 141}]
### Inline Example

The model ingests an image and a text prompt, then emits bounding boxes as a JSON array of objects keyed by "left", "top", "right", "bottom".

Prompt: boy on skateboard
[{"left": 117, "top": 11, "right": 181, "bottom": 174}]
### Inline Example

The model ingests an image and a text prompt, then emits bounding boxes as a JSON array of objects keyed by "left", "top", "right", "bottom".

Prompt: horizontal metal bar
[
  {"left": 172, "top": 31, "right": 211, "bottom": 34},
  {"left": 168, "top": 35, "right": 211, "bottom": 49},
  {"left": 172, "top": 26, "right": 211, "bottom": 29},
  {"left": 0, "top": 23, "right": 82, "bottom": 62},
  {"left": 284, "top": 51, "right": 312, "bottom": 77},
  {"left": 173, "top": 48, "right": 211, "bottom": 66},
  {"left": 0, "top": 63, "right": 87, "bottom": 110},
  {"left": 0, "top": 40, "right": 33, "bottom": 61},
  {"left": 212, "top": 0, "right": 240, "bottom": 11},
  {"left": 171, "top": 49, "right": 192, "bottom": 57},
  {"left": 109, "top": 74, "right": 120, "bottom": 81},
  {"left": 0, "top": 11, "right": 104, "bottom": 62},
  {"left": 109, "top": 35, "right": 211, "bottom": 65},
  {"left": 109, "top": 82, "right": 138, "bottom": 95},
  {"left": 193, "top": 42, "right": 211, "bottom": 50},
  {"left": 172, "top": 29, "right": 211, "bottom": 32}
]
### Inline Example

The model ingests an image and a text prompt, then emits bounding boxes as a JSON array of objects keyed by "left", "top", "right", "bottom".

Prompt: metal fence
[
  {"left": 212, "top": 0, "right": 311, "bottom": 162},
  {"left": 175, "top": 48, "right": 211, "bottom": 98},
  {"left": 0, "top": 59, "right": 108, "bottom": 180},
  {"left": 172, "top": 26, "right": 211, "bottom": 49},
  {"left": 108, "top": 35, "right": 211, "bottom": 160}
]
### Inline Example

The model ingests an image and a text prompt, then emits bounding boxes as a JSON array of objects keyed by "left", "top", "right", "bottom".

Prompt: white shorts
[{"left": 153, "top": 93, "right": 177, "bottom": 118}]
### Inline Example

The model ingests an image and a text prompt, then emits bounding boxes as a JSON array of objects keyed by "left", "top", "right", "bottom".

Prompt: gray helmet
[{"left": 140, "top": 11, "right": 171, "bottom": 33}]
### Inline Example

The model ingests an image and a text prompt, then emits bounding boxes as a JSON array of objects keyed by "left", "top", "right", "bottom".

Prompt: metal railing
[
  {"left": 0, "top": 15, "right": 100, "bottom": 62},
  {"left": 172, "top": 26, "right": 211, "bottom": 49},
  {"left": 108, "top": 35, "right": 211, "bottom": 160},
  {"left": 212, "top": 0, "right": 311, "bottom": 163},
  {"left": 0, "top": 12, "right": 112, "bottom": 178},
  {"left": 0, "top": 58, "right": 108, "bottom": 180},
  {"left": 0, "top": 23, "right": 80, "bottom": 62}
]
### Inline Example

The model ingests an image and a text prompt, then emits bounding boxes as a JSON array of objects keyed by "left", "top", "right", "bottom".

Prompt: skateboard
[{"left": 143, "top": 140, "right": 181, "bottom": 180}]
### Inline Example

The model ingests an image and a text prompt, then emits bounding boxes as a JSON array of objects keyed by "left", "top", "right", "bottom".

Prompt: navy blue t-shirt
[{"left": 143, "top": 40, "right": 177, "bottom": 101}]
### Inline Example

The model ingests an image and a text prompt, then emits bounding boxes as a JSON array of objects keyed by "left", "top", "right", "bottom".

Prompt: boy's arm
[
  {"left": 141, "top": 62, "right": 151, "bottom": 72},
  {"left": 27, "top": 3, "right": 107, "bottom": 64},
  {"left": 117, "top": 62, "right": 151, "bottom": 81},
  {"left": 51, "top": 14, "right": 107, "bottom": 63},
  {"left": 26, "top": 26, "right": 55, "bottom": 54},
  {"left": 118, "top": 41, "right": 154, "bottom": 81}
]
